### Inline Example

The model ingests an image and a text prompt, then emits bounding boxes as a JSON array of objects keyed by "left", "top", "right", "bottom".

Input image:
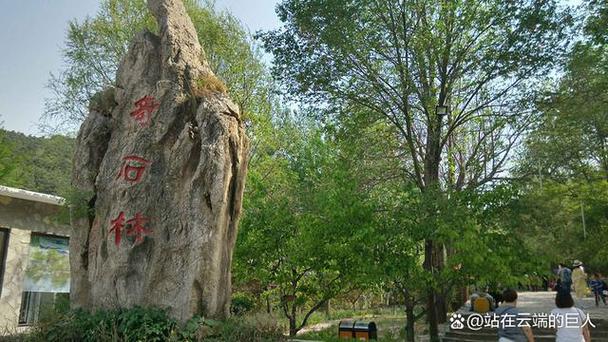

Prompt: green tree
[
  {"left": 43, "top": 0, "right": 271, "bottom": 133},
  {"left": 234, "top": 117, "right": 375, "bottom": 336},
  {"left": 515, "top": 0, "right": 608, "bottom": 273},
  {"left": 506, "top": 178, "right": 608, "bottom": 274},
  {"left": 0, "top": 128, "right": 74, "bottom": 195},
  {"left": 0, "top": 130, "right": 74, "bottom": 195},
  {"left": 522, "top": 1, "right": 608, "bottom": 182},
  {"left": 0, "top": 129, "right": 22, "bottom": 186},
  {"left": 260, "top": 0, "right": 571, "bottom": 338}
]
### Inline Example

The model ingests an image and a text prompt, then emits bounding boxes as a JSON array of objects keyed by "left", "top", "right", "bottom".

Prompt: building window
[
  {"left": 0, "top": 228, "right": 9, "bottom": 298},
  {"left": 18, "top": 234, "right": 70, "bottom": 325}
]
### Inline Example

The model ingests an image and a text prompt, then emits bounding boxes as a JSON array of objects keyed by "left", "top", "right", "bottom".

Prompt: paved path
[
  {"left": 290, "top": 291, "right": 608, "bottom": 341},
  {"left": 458, "top": 291, "right": 608, "bottom": 319}
]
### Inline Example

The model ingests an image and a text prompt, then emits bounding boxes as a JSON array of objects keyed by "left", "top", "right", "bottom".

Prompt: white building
[{"left": 0, "top": 185, "right": 70, "bottom": 331}]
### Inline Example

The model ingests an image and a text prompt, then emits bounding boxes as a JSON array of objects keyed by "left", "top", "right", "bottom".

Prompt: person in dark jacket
[
  {"left": 557, "top": 263, "right": 572, "bottom": 295},
  {"left": 494, "top": 289, "right": 535, "bottom": 342},
  {"left": 589, "top": 272, "right": 607, "bottom": 306}
]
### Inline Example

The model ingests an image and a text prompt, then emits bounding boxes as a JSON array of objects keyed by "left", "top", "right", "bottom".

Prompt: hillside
[{"left": 0, "top": 129, "right": 74, "bottom": 196}]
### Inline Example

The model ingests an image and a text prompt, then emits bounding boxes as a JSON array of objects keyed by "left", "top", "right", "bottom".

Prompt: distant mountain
[{"left": 0, "top": 129, "right": 74, "bottom": 196}]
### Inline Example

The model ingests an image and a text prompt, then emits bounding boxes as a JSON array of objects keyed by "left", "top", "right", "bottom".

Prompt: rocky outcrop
[{"left": 70, "top": 0, "right": 248, "bottom": 321}]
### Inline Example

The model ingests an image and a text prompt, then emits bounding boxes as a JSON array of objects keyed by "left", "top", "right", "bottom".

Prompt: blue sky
[
  {"left": 0, "top": 0, "right": 280, "bottom": 136},
  {"left": 0, "top": 0, "right": 582, "bottom": 136}
]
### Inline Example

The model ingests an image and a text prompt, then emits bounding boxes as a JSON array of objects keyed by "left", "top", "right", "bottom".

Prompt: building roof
[{"left": 0, "top": 185, "right": 65, "bottom": 206}]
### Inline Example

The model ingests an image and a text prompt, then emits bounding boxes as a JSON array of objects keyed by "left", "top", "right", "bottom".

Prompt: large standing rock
[{"left": 70, "top": 0, "right": 248, "bottom": 321}]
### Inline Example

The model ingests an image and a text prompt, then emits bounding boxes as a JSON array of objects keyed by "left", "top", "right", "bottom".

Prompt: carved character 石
[{"left": 117, "top": 155, "right": 150, "bottom": 183}]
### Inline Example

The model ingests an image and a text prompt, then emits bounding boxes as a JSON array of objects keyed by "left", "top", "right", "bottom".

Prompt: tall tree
[
  {"left": 522, "top": 1, "right": 608, "bottom": 182},
  {"left": 260, "top": 0, "right": 571, "bottom": 338},
  {"left": 512, "top": 180, "right": 608, "bottom": 272},
  {"left": 516, "top": 0, "right": 608, "bottom": 273},
  {"left": 234, "top": 117, "right": 375, "bottom": 336}
]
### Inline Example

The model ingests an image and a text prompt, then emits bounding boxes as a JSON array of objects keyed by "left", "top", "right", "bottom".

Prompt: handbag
[{"left": 603, "top": 290, "right": 608, "bottom": 296}]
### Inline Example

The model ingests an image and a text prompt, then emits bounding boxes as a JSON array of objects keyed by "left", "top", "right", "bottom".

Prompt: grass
[
  {"left": 294, "top": 307, "right": 417, "bottom": 341},
  {"left": 192, "top": 72, "right": 227, "bottom": 97},
  {"left": 304, "top": 307, "right": 406, "bottom": 326}
]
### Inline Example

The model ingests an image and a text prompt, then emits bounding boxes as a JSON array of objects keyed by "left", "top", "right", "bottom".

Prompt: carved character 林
[
  {"left": 126, "top": 212, "right": 151, "bottom": 245},
  {"left": 108, "top": 211, "right": 152, "bottom": 246},
  {"left": 109, "top": 212, "right": 126, "bottom": 246}
]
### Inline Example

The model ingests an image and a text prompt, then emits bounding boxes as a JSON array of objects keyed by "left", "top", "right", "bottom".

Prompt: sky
[
  {"left": 0, "top": 0, "right": 583, "bottom": 137},
  {"left": 0, "top": 0, "right": 281, "bottom": 136}
]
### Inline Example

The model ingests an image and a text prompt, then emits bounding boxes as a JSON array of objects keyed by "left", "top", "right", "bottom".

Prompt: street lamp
[{"left": 435, "top": 105, "right": 448, "bottom": 118}]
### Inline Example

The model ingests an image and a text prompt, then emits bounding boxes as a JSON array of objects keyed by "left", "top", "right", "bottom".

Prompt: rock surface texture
[{"left": 70, "top": 0, "right": 249, "bottom": 321}]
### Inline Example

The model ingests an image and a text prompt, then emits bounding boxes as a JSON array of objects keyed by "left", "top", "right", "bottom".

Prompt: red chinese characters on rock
[
  {"left": 117, "top": 155, "right": 150, "bottom": 183},
  {"left": 130, "top": 95, "right": 159, "bottom": 127},
  {"left": 108, "top": 212, "right": 152, "bottom": 246},
  {"left": 126, "top": 213, "right": 151, "bottom": 245},
  {"left": 111, "top": 96, "right": 157, "bottom": 247},
  {"left": 109, "top": 212, "right": 126, "bottom": 246}
]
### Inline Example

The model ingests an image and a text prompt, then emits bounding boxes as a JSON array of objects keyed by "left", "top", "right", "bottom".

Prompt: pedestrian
[
  {"left": 551, "top": 292, "right": 591, "bottom": 342},
  {"left": 557, "top": 263, "right": 572, "bottom": 295},
  {"left": 589, "top": 272, "right": 607, "bottom": 307},
  {"left": 494, "top": 289, "right": 535, "bottom": 342},
  {"left": 572, "top": 260, "right": 589, "bottom": 299}
]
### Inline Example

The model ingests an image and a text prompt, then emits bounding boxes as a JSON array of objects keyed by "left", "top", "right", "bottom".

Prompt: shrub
[
  {"left": 216, "top": 313, "right": 285, "bottom": 342},
  {"left": 29, "top": 307, "right": 176, "bottom": 342},
  {"left": 230, "top": 292, "right": 256, "bottom": 316},
  {"left": 14, "top": 307, "right": 284, "bottom": 342}
]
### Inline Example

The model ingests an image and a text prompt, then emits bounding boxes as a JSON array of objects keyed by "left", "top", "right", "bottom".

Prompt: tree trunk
[
  {"left": 405, "top": 293, "right": 416, "bottom": 342},
  {"left": 266, "top": 294, "right": 272, "bottom": 314},
  {"left": 436, "top": 292, "right": 448, "bottom": 323},
  {"left": 324, "top": 299, "right": 331, "bottom": 319},
  {"left": 423, "top": 110, "right": 445, "bottom": 341},
  {"left": 289, "top": 300, "right": 298, "bottom": 336},
  {"left": 289, "top": 316, "right": 297, "bottom": 337},
  {"left": 436, "top": 244, "right": 448, "bottom": 323},
  {"left": 424, "top": 240, "right": 439, "bottom": 342}
]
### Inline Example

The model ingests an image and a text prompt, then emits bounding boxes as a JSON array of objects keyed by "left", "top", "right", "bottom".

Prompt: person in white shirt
[{"left": 551, "top": 292, "right": 591, "bottom": 342}]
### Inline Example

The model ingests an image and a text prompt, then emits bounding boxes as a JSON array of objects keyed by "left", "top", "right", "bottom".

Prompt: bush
[
  {"left": 230, "top": 292, "right": 256, "bottom": 316},
  {"left": 216, "top": 313, "right": 285, "bottom": 342},
  {"left": 29, "top": 307, "right": 177, "bottom": 342},
  {"left": 11, "top": 307, "right": 285, "bottom": 342}
]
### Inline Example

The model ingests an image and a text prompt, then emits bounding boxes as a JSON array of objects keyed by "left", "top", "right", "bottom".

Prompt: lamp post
[{"left": 435, "top": 105, "right": 448, "bottom": 118}]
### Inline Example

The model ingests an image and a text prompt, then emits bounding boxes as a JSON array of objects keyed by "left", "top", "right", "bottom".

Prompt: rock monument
[{"left": 70, "top": 0, "right": 249, "bottom": 321}]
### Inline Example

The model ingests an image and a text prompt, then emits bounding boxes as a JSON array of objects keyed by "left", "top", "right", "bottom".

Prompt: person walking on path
[
  {"left": 589, "top": 272, "right": 607, "bottom": 306},
  {"left": 557, "top": 263, "right": 572, "bottom": 295},
  {"left": 572, "top": 260, "right": 589, "bottom": 299},
  {"left": 494, "top": 289, "right": 535, "bottom": 342},
  {"left": 551, "top": 292, "right": 591, "bottom": 342}
]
